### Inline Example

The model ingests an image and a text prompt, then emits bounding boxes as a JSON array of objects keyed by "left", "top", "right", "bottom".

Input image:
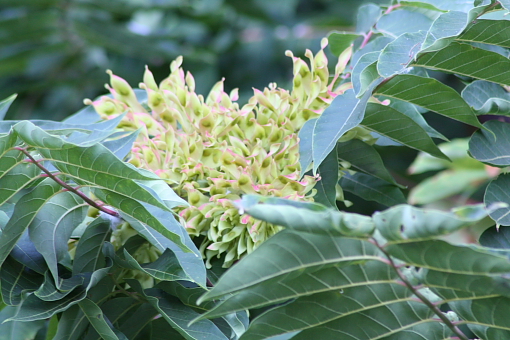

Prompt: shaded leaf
[
  {"left": 0, "top": 255, "right": 44, "bottom": 306},
  {"left": 28, "top": 190, "right": 87, "bottom": 285},
  {"left": 0, "top": 178, "right": 62, "bottom": 269},
  {"left": 72, "top": 215, "right": 112, "bottom": 275},
  {"left": 314, "top": 146, "right": 339, "bottom": 208},
  {"left": 479, "top": 226, "right": 510, "bottom": 248},
  {"left": 337, "top": 138, "right": 401, "bottom": 186},
  {"left": 340, "top": 172, "right": 406, "bottom": 207},
  {"left": 0, "top": 305, "right": 45, "bottom": 340},
  {"left": 128, "top": 279, "right": 228, "bottom": 340},
  {"left": 79, "top": 298, "right": 122, "bottom": 340}
]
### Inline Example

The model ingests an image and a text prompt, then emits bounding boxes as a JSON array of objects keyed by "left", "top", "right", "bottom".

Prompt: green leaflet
[
  {"left": 374, "top": 74, "right": 483, "bottom": 129},
  {"left": 413, "top": 42, "right": 510, "bottom": 86}
]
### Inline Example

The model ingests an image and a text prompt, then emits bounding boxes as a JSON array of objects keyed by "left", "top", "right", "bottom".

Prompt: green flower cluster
[{"left": 85, "top": 38, "right": 352, "bottom": 267}]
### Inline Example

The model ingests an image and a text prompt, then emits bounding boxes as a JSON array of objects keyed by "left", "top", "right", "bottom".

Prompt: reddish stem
[{"left": 15, "top": 146, "right": 119, "bottom": 217}]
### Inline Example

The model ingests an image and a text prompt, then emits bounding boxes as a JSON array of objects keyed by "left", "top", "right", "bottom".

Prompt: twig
[
  {"left": 14, "top": 146, "right": 119, "bottom": 217},
  {"left": 370, "top": 237, "right": 469, "bottom": 340}
]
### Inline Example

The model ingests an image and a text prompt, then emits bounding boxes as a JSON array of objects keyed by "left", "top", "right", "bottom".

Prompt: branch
[
  {"left": 15, "top": 146, "right": 119, "bottom": 217},
  {"left": 371, "top": 237, "right": 469, "bottom": 340}
]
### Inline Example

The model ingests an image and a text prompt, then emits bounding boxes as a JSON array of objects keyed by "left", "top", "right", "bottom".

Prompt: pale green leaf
[
  {"left": 235, "top": 195, "right": 374, "bottom": 237},
  {"left": 484, "top": 174, "right": 510, "bottom": 225},
  {"left": 469, "top": 120, "right": 510, "bottom": 166},
  {"left": 409, "top": 169, "right": 490, "bottom": 205},
  {"left": 378, "top": 31, "right": 426, "bottom": 77},
  {"left": 462, "top": 80, "right": 510, "bottom": 115},
  {"left": 376, "top": 9, "right": 433, "bottom": 38},
  {"left": 356, "top": 3, "right": 381, "bottom": 33},
  {"left": 312, "top": 88, "right": 374, "bottom": 172},
  {"left": 327, "top": 32, "right": 361, "bottom": 56},
  {"left": 373, "top": 204, "right": 491, "bottom": 241},
  {"left": 0, "top": 94, "right": 17, "bottom": 121},
  {"left": 351, "top": 51, "right": 379, "bottom": 97}
]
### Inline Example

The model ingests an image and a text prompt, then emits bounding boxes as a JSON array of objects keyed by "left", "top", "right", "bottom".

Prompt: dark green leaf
[
  {"left": 337, "top": 138, "right": 401, "bottom": 186},
  {"left": 53, "top": 305, "right": 89, "bottom": 340},
  {"left": 413, "top": 42, "right": 510, "bottom": 86},
  {"left": 28, "top": 190, "right": 87, "bottom": 285},
  {"left": 0, "top": 178, "right": 62, "bottom": 269},
  {"left": 340, "top": 172, "right": 406, "bottom": 207},
  {"left": 479, "top": 226, "right": 510, "bottom": 248},
  {"left": 79, "top": 299, "right": 121, "bottom": 340},
  {"left": 457, "top": 19, "right": 510, "bottom": 48},
  {"left": 198, "top": 229, "right": 380, "bottom": 303},
  {"left": 128, "top": 280, "right": 228, "bottom": 340},
  {"left": 72, "top": 216, "right": 112, "bottom": 275},
  {"left": 0, "top": 256, "right": 44, "bottom": 306},
  {"left": 0, "top": 305, "right": 45, "bottom": 340},
  {"left": 362, "top": 102, "right": 449, "bottom": 161},
  {"left": 314, "top": 146, "right": 339, "bottom": 208},
  {"left": 374, "top": 74, "right": 483, "bottom": 128}
]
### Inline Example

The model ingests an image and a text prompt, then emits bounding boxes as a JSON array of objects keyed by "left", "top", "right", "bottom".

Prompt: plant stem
[
  {"left": 371, "top": 237, "right": 469, "bottom": 340},
  {"left": 15, "top": 146, "right": 119, "bottom": 217}
]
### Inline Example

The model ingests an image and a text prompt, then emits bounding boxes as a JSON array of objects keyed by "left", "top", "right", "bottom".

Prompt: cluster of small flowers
[{"left": 85, "top": 38, "right": 352, "bottom": 267}]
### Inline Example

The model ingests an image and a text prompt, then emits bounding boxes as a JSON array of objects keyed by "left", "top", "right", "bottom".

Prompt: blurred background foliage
[{"left": 0, "top": 0, "right": 386, "bottom": 121}]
